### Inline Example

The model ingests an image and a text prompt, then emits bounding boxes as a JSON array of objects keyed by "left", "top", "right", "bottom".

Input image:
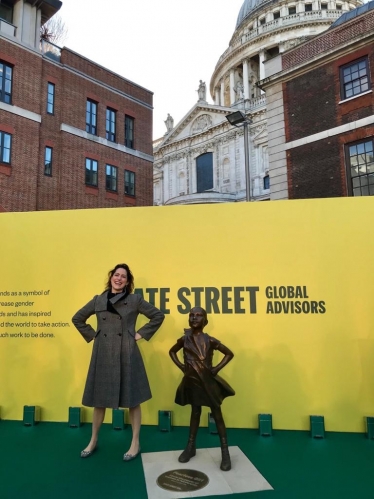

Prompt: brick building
[
  {"left": 260, "top": 1, "right": 374, "bottom": 199},
  {"left": 0, "top": 0, "right": 153, "bottom": 212}
]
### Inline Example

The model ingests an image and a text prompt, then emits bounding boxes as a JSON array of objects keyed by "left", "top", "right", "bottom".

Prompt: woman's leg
[
  {"left": 211, "top": 406, "right": 231, "bottom": 471},
  {"left": 125, "top": 404, "right": 141, "bottom": 456},
  {"left": 82, "top": 407, "right": 106, "bottom": 453},
  {"left": 179, "top": 405, "right": 201, "bottom": 462}
]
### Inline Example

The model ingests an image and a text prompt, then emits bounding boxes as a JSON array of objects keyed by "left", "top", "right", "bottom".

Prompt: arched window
[{"left": 196, "top": 153, "right": 213, "bottom": 193}]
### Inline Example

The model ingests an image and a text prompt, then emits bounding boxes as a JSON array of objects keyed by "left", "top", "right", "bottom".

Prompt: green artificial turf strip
[{"left": 0, "top": 422, "right": 373, "bottom": 499}]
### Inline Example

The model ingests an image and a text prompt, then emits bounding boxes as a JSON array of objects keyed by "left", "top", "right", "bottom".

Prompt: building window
[
  {"left": 263, "top": 175, "right": 270, "bottom": 190},
  {"left": 44, "top": 146, "right": 53, "bottom": 176},
  {"left": 86, "top": 99, "right": 97, "bottom": 135},
  {"left": 340, "top": 58, "right": 370, "bottom": 100},
  {"left": 125, "top": 115, "right": 135, "bottom": 149},
  {"left": 259, "top": 17, "right": 266, "bottom": 25},
  {"left": 124, "top": 169, "right": 135, "bottom": 195},
  {"left": 106, "top": 108, "right": 116, "bottom": 142},
  {"left": 106, "top": 164, "right": 117, "bottom": 191},
  {"left": 85, "top": 158, "right": 98, "bottom": 186},
  {"left": 0, "top": 61, "right": 12, "bottom": 104},
  {"left": 47, "top": 82, "right": 55, "bottom": 114},
  {"left": 273, "top": 11, "right": 280, "bottom": 19},
  {"left": 196, "top": 152, "right": 213, "bottom": 193},
  {"left": 0, "top": 131, "right": 11, "bottom": 164},
  {"left": 0, "top": 0, "right": 13, "bottom": 23},
  {"left": 346, "top": 139, "right": 374, "bottom": 197},
  {"left": 336, "top": 4, "right": 342, "bottom": 9},
  {"left": 288, "top": 6, "right": 296, "bottom": 14},
  {"left": 321, "top": 3, "right": 328, "bottom": 9},
  {"left": 267, "top": 46, "right": 279, "bottom": 59},
  {"left": 305, "top": 3, "right": 312, "bottom": 11}
]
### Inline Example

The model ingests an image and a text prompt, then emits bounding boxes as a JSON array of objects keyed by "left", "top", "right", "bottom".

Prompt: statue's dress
[{"left": 174, "top": 329, "right": 235, "bottom": 408}]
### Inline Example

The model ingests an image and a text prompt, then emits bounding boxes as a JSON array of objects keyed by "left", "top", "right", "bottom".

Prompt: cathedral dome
[{"left": 236, "top": 0, "right": 273, "bottom": 28}]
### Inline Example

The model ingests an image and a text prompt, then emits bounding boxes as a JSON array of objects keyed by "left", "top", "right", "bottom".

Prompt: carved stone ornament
[{"left": 191, "top": 114, "right": 213, "bottom": 133}]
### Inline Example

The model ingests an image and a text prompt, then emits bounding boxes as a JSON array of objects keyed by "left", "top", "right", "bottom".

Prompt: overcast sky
[{"left": 58, "top": 0, "right": 244, "bottom": 140}]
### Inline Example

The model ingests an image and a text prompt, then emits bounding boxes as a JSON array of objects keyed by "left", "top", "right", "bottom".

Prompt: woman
[{"left": 72, "top": 263, "right": 164, "bottom": 461}]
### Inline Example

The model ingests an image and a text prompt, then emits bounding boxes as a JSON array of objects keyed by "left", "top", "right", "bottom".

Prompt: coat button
[
  {"left": 118, "top": 333, "right": 122, "bottom": 336},
  {"left": 103, "top": 317, "right": 106, "bottom": 320},
  {"left": 104, "top": 334, "right": 107, "bottom": 337}
]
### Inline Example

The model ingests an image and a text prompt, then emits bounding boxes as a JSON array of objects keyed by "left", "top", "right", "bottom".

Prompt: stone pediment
[
  {"left": 191, "top": 114, "right": 213, "bottom": 133},
  {"left": 157, "top": 103, "right": 232, "bottom": 148}
]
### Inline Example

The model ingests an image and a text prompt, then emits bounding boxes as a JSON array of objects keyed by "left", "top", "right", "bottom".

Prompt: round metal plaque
[{"left": 157, "top": 468, "right": 209, "bottom": 492}]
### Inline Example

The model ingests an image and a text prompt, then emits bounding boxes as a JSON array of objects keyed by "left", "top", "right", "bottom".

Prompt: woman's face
[{"left": 110, "top": 268, "right": 128, "bottom": 293}]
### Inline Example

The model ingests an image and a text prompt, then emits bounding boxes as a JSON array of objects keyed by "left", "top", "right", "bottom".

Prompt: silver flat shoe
[
  {"left": 123, "top": 447, "right": 141, "bottom": 461},
  {"left": 80, "top": 447, "right": 97, "bottom": 458}
]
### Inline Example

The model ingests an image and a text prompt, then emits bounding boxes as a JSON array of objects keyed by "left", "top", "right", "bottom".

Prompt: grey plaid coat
[{"left": 72, "top": 291, "right": 164, "bottom": 408}]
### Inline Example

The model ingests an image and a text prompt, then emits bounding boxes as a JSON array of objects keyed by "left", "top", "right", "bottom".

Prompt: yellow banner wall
[{"left": 0, "top": 198, "right": 374, "bottom": 432}]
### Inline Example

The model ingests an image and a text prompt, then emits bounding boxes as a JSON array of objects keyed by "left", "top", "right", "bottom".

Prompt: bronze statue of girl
[{"left": 169, "top": 307, "right": 235, "bottom": 471}]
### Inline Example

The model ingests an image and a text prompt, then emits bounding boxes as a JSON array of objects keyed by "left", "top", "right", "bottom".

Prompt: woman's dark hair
[{"left": 105, "top": 263, "right": 134, "bottom": 293}]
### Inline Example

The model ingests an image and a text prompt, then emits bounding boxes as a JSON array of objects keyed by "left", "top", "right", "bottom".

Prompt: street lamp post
[{"left": 225, "top": 110, "right": 252, "bottom": 202}]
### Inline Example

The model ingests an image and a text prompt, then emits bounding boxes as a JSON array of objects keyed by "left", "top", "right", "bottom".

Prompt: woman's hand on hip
[{"left": 135, "top": 332, "right": 142, "bottom": 341}]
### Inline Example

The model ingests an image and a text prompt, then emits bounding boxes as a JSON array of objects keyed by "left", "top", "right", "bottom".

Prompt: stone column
[
  {"left": 186, "top": 152, "right": 191, "bottom": 194},
  {"left": 35, "top": 8, "right": 42, "bottom": 48},
  {"left": 220, "top": 80, "right": 225, "bottom": 107},
  {"left": 259, "top": 51, "right": 266, "bottom": 94},
  {"left": 215, "top": 88, "right": 220, "bottom": 105},
  {"left": 160, "top": 171, "right": 165, "bottom": 205},
  {"left": 242, "top": 60, "right": 250, "bottom": 101},
  {"left": 230, "top": 70, "right": 236, "bottom": 105},
  {"left": 13, "top": 0, "right": 24, "bottom": 41}
]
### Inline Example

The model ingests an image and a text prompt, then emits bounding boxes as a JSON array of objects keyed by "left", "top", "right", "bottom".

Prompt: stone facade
[
  {"left": 154, "top": 102, "right": 268, "bottom": 205},
  {"left": 154, "top": 0, "right": 362, "bottom": 205}
]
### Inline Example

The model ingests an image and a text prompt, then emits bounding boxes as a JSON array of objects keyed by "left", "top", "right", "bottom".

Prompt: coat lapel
[
  {"left": 95, "top": 291, "right": 108, "bottom": 312},
  {"left": 95, "top": 290, "right": 129, "bottom": 316},
  {"left": 109, "top": 291, "right": 127, "bottom": 305},
  {"left": 110, "top": 291, "right": 129, "bottom": 317}
]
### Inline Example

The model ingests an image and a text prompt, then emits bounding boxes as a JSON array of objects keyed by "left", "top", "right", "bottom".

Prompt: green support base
[
  {"left": 310, "top": 415, "right": 325, "bottom": 438},
  {"left": 23, "top": 406, "right": 40, "bottom": 426},
  {"left": 158, "top": 410, "right": 172, "bottom": 432},
  {"left": 258, "top": 413, "right": 272, "bottom": 436},
  {"left": 366, "top": 416, "right": 374, "bottom": 439},
  {"left": 112, "top": 409, "right": 126, "bottom": 430},
  {"left": 208, "top": 412, "right": 218, "bottom": 434},
  {"left": 68, "top": 407, "right": 82, "bottom": 428}
]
